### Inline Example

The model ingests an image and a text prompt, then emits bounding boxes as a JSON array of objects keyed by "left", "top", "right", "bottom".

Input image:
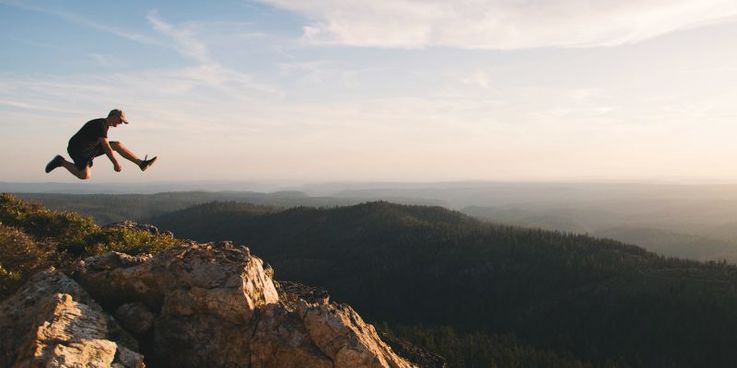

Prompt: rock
[
  {"left": 379, "top": 332, "right": 447, "bottom": 368},
  {"left": 248, "top": 304, "right": 333, "bottom": 368},
  {"left": 77, "top": 241, "right": 277, "bottom": 320},
  {"left": 115, "top": 346, "right": 146, "bottom": 368},
  {"left": 298, "top": 301, "right": 413, "bottom": 368},
  {"left": 83, "top": 252, "right": 151, "bottom": 272},
  {"left": 274, "top": 281, "right": 416, "bottom": 368},
  {"left": 77, "top": 241, "right": 282, "bottom": 367},
  {"left": 104, "top": 221, "right": 163, "bottom": 235},
  {"left": 115, "top": 303, "right": 155, "bottom": 335},
  {"left": 276, "top": 280, "right": 330, "bottom": 306},
  {"left": 4, "top": 241, "right": 420, "bottom": 368},
  {"left": 0, "top": 270, "right": 143, "bottom": 368}
]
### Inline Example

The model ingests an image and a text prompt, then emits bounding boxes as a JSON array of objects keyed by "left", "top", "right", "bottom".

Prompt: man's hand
[{"left": 100, "top": 137, "right": 120, "bottom": 172}]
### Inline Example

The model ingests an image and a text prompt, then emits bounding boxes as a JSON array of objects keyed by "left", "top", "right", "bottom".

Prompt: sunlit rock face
[
  {"left": 0, "top": 270, "right": 143, "bottom": 368},
  {"left": 3, "top": 241, "right": 419, "bottom": 368}
]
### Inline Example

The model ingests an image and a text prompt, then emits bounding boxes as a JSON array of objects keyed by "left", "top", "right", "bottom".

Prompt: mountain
[
  {"left": 11, "top": 191, "right": 351, "bottom": 224},
  {"left": 462, "top": 205, "right": 591, "bottom": 233},
  {"left": 0, "top": 194, "right": 431, "bottom": 368},
  {"left": 13, "top": 191, "right": 444, "bottom": 225},
  {"left": 152, "top": 200, "right": 737, "bottom": 368},
  {"left": 17, "top": 182, "right": 737, "bottom": 263},
  {"left": 0, "top": 194, "right": 595, "bottom": 367},
  {"left": 464, "top": 205, "right": 737, "bottom": 262},
  {"left": 592, "top": 226, "right": 737, "bottom": 262}
]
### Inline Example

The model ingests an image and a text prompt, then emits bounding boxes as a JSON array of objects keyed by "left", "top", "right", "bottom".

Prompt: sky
[{"left": 2, "top": 0, "right": 737, "bottom": 184}]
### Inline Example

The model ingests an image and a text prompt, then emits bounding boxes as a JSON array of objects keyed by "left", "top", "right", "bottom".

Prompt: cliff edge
[{"left": 0, "top": 240, "right": 427, "bottom": 368}]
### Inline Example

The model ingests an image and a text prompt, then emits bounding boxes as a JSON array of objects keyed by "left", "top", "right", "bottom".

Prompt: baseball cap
[{"left": 108, "top": 109, "right": 129, "bottom": 124}]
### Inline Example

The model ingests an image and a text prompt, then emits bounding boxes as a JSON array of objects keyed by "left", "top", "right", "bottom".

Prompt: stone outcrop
[
  {"left": 114, "top": 303, "right": 155, "bottom": 335},
  {"left": 1, "top": 240, "right": 421, "bottom": 367},
  {"left": 0, "top": 269, "right": 143, "bottom": 368},
  {"left": 104, "top": 221, "right": 171, "bottom": 237},
  {"left": 298, "top": 301, "right": 411, "bottom": 368},
  {"left": 379, "top": 332, "right": 447, "bottom": 368}
]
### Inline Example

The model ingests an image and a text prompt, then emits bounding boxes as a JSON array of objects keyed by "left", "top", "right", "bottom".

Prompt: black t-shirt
[{"left": 68, "top": 118, "right": 109, "bottom": 152}]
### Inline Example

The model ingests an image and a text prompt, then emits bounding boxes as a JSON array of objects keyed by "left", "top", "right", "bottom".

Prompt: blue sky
[{"left": 2, "top": 0, "right": 737, "bottom": 184}]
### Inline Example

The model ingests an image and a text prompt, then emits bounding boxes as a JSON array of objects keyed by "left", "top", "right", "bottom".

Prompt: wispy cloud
[
  {"left": 146, "top": 10, "right": 213, "bottom": 65},
  {"left": 0, "top": 0, "right": 159, "bottom": 46},
  {"left": 0, "top": 98, "right": 80, "bottom": 113},
  {"left": 261, "top": 0, "right": 737, "bottom": 49},
  {"left": 0, "top": 6, "right": 278, "bottom": 127},
  {"left": 141, "top": 11, "right": 277, "bottom": 96},
  {"left": 277, "top": 60, "right": 362, "bottom": 86}
]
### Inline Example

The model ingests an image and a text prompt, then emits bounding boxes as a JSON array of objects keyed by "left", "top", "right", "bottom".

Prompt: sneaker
[
  {"left": 139, "top": 155, "right": 158, "bottom": 172},
  {"left": 45, "top": 155, "right": 64, "bottom": 173}
]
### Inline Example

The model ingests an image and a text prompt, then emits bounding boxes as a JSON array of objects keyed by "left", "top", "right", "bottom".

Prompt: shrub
[
  {"left": 0, "top": 224, "right": 51, "bottom": 299},
  {"left": 0, "top": 194, "right": 179, "bottom": 300},
  {"left": 1, "top": 193, "right": 178, "bottom": 257},
  {"left": 84, "top": 227, "right": 178, "bottom": 256},
  {"left": 0, "top": 193, "right": 99, "bottom": 244}
]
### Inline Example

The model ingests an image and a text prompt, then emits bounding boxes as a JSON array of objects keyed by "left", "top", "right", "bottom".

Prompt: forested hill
[
  {"left": 14, "top": 191, "right": 444, "bottom": 225},
  {"left": 151, "top": 201, "right": 737, "bottom": 368},
  {"left": 13, "top": 191, "right": 352, "bottom": 224}
]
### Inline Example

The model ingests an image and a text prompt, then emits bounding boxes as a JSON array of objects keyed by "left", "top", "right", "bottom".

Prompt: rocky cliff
[{"left": 0, "top": 240, "right": 427, "bottom": 368}]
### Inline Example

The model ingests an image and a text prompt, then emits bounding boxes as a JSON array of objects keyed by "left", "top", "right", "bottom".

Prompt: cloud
[
  {"left": 0, "top": 98, "right": 80, "bottom": 113},
  {"left": 0, "top": 67, "right": 274, "bottom": 122},
  {"left": 461, "top": 71, "right": 491, "bottom": 89},
  {"left": 260, "top": 0, "right": 737, "bottom": 49},
  {"left": 0, "top": 0, "right": 159, "bottom": 45},
  {"left": 146, "top": 10, "right": 213, "bottom": 64},
  {"left": 0, "top": 7, "right": 278, "bottom": 131},
  {"left": 277, "top": 60, "right": 368, "bottom": 86},
  {"left": 142, "top": 11, "right": 279, "bottom": 96}
]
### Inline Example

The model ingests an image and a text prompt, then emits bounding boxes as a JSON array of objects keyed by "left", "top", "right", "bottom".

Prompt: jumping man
[{"left": 45, "top": 109, "right": 157, "bottom": 180}]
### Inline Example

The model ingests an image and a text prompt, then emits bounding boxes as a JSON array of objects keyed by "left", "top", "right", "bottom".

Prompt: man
[{"left": 45, "top": 109, "right": 157, "bottom": 180}]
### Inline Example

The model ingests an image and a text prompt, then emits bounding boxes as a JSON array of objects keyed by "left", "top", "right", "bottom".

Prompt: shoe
[
  {"left": 139, "top": 155, "right": 158, "bottom": 172},
  {"left": 45, "top": 155, "right": 64, "bottom": 173}
]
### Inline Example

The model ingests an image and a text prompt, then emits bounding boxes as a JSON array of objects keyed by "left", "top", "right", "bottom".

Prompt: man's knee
[
  {"left": 77, "top": 168, "right": 91, "bottom": 180},
  {"left": 109, "top": 141, "right": 121, "bottom": 149}
]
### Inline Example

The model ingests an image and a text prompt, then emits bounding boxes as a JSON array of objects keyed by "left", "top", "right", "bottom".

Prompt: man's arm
[{"left": 99, "top": 137, "right": 121, "bottom": 172}]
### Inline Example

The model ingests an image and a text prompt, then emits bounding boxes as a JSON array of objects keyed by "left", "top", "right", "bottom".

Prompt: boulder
[
  {"left": 77, "top": 241, "right": 278, "bottom": 321},
  {"left": 0, "top": 270, "right": 143, "bottom": 368},
  {"left": 77, "top": 241, "right": 280, "bottom": 367},
  {"left": 298, "top": 300, "right": 412, "bottom": 368},
  {"left": 114, "top": 303, "right": 155, "bottom": 335},
  {"left": 379, "top": 332, "right": 447, "bottom": 368},
  {"left": 4, "top": 241, "right": 419, "bottom": 368},
  {"left": 78, "top": 241, "right": 415, "bottom": 368}
]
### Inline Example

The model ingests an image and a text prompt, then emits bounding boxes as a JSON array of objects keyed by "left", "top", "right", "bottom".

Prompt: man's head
[{"left": 107, "top": 109, "right": 129, "bottom": 127}]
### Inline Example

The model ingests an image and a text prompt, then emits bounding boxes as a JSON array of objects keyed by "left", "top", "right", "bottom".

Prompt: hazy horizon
[
  {"left": 3, "top": 0, "right": 737, "bottom": 183},
  {"left": 11, "top": 179, "right": 737, "bottom": 263},
  {"left": 8, "top": 178, "right": 737, "bottom": 195}
]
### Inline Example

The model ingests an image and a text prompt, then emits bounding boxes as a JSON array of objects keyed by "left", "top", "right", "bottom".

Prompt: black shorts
[{"left": 67, "top": 141, "right": 118, "bottom": 170}]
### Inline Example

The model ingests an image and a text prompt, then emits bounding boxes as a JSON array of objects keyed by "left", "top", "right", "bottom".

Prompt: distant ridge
[{"left": 0, "top": 181, "right": 283, "bottom": 194}]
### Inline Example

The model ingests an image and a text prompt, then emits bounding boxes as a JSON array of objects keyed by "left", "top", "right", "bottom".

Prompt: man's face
[{"left": 110, "top": 113, "right": 127, "bottom": 127}]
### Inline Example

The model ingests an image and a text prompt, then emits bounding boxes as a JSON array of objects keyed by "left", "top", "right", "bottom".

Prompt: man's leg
[
  {"left": 46, "top": 154, "right": 90, "bottom": 179},
  {"left": 110, "top": 141, "right": 143, "bottom": 165},
  {"left": 110, "top": 141, "right": 156, "bottom": 171},
  {"left": 61, "top": 160, "right": 91, "bottom": 180}
]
